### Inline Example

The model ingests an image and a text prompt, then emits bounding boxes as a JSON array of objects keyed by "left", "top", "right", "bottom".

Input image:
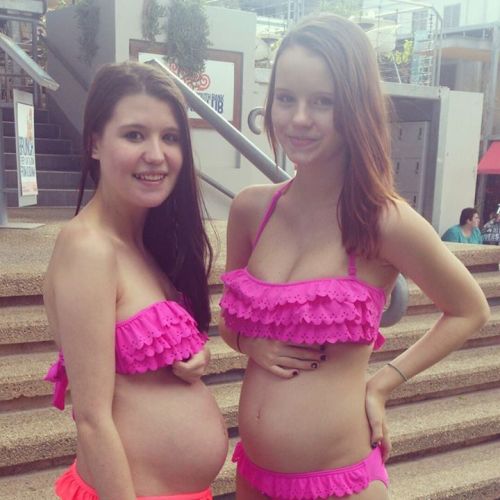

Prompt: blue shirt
[{"left": 441, "top": 225, "right": 483, "bottom": 244}]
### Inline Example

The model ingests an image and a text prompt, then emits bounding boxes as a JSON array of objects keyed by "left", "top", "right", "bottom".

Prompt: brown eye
[{"left": 124, "top": 131, "right": 142, "bottom": 141}]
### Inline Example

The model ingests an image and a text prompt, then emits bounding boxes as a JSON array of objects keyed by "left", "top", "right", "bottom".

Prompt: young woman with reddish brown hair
[
  {"left": 219, "top": 14, "right": 489, "bottom": 499},
  {"left": 43, "top": 62, "right": 228, "bottom": 500}
]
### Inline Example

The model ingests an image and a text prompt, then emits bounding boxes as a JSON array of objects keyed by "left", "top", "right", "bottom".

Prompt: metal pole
[
  {"left": 31, "top": 20, "right": 40, "bottom": 107},
  {"left": 0, "top": 105, "right": 8, "bottom": 225},
  {"left": 148, "top": 59, "right": 290, "bottom": 183}
]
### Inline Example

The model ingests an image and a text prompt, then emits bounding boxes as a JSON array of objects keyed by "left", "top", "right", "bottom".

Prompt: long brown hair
[
  {"left": 77, "top": 62, "right": 213, "bottom": 330},
  {"left": 264, "top": 14, "right": 400, "bottom": 258}
]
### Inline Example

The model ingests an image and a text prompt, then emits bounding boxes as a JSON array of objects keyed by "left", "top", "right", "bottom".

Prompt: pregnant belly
[
  {"left": 238, "top": 357, "right": 373, "bottom": 472},
  {"left": 112, "top": 373, "right": 228, "bottom": 495}
]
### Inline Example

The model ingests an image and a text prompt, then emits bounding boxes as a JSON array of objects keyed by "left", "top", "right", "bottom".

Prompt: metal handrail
[
  {"left": 198, "top": 171, "right": 235, "bottom": 199},
  {"left": 148, "top": 58, "right": 290, "bottom": 184},
  {"left": 0, "top": 32, "right": 58, "bottom": 91}
]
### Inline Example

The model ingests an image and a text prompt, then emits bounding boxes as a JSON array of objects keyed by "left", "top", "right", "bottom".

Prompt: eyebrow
[
  {"left": 118, "top": 123, "right": 180, "bottom": 132},
  {"left": 274, "top": 87, "right": 334, "bottom": 96}
]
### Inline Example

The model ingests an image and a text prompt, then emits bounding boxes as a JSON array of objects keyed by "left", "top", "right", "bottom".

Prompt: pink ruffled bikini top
[
  {"left": 220, "top": 181, "right": 386, "bottom": 349},
  {"left": 44, "top": 300, "right": 208, "bottom": 410}
]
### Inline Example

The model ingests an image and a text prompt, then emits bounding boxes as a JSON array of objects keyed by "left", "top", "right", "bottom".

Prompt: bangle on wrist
[{"left": 386, "top": 362, "right": 408, "bottom": 382}]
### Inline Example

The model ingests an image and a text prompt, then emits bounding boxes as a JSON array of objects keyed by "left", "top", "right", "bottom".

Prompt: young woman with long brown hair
[
  {"left": 219, "top": 15, "right": 489, "bottom": 499},
  {"left": 43, "top": 62, "right": 228, "bottom": 500}
]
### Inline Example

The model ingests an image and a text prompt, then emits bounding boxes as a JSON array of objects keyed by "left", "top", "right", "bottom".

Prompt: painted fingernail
[
  {"left": 320, "top": 355, "right": 327, "bottom": 361},
  {"left": 311, "top": 362, "right": 318, "bottom": 369},
  {"left": 371, "top": 442, "right": 378, "bottom": 449},
  {"left": 292, "top": 370, "right": 299, "bottom": 377}
]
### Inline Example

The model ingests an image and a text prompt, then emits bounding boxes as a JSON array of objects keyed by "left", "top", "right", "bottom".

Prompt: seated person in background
[
  {"left": 442, "top": 207, "right": 482, "bottom": 244},
  {"left": 481, "top": 206, "right": 500, "bottom": 245}
]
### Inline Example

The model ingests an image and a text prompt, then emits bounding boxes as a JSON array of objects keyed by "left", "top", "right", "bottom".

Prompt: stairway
[
  {"left": 1, "top": 106, "right": 85, "bottom": 207},
  {"left": 0, "top": 214, "right": 499, "bottom": 499}
]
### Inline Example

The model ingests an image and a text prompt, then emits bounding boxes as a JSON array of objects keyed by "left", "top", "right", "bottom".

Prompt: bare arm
[
  {"left": 365, "top": 202, "right": 490, "bottom": 457},
  {"left": 52, "top": 227, "right": 135, "bottom": 500}
]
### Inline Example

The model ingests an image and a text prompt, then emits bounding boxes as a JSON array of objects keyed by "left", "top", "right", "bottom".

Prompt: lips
[
  {"left": 287, "top": 136, "right": 318, "bottom": 148},
  {"left": 133, "top": 173, "right": 167, "bottom": 182}
]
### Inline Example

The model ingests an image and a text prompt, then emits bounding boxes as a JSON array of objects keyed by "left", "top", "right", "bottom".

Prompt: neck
[
  {"left": 461, "top": 223, "right": 473, "bottom": 236},
  {"left": 84, "top": 189, "right": 148, "bottom": 248},
  {"left": 289, "top": 155, "right": 346, "bottom": 209}
]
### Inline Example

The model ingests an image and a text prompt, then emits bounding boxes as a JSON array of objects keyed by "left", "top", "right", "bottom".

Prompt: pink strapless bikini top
[
  {"left": 220, "top": 181, "right": 386, "bottom": 349},
  {"left": 44, "top": 300, "right": 208, "bottom": 410}
]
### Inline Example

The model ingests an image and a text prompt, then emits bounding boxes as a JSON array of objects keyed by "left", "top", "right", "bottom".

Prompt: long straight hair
[
  {"left": 76, "top": 62, "right": 213, "bottom": 330},
  {"left": 264, "top": 14, "right": 400, "bottom": 258}
]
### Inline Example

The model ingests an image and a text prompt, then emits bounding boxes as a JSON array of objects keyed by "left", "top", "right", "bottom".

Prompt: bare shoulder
[
  {"left": 48, "top": 219, "right": 117, "bottom": 284},
  {"left": 226, "top": 182, "right": 287, "bottom": 270},
  {"left": 378, "top": 199, "right": 438, "bottom": 250},
  {"left": 230, "top": 182, "right": 285, "bottom": 227}
]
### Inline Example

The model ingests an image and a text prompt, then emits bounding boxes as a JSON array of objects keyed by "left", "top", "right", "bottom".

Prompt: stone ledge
[
  {"left": 2, "top": 341, "right": 500, "bottom": 408},
  {"left": 1, "top": 387, "right": 499, "bottom": 470}
]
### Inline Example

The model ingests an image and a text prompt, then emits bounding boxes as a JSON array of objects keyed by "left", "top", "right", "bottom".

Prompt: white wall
[
  {"left": 47, "top": 1, "right": 116, "bottom": 131},
  {"left": 433, "top": 88, "right": 484, "bottom": 234},
  {"left": 48, "top": 0, "right": 277, "bottom": 219}
]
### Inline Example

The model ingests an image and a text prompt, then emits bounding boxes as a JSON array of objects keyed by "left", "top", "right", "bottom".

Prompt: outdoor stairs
[
  {"left": 0, "top": 215, "right": 500, "bottom": 499},
  {"left": 1, "top": 106, "right": 86, "bottom": 207}
]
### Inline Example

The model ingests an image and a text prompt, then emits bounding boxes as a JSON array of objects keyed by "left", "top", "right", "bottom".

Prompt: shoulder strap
[
  {"left": 348, "top": 253, "right": 357, "bottom": 277},
  {"left": 252, "top": 181, "right": 292, "bottom": 249}
]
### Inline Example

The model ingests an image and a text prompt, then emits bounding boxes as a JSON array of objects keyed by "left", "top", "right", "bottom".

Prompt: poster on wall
[
  {"left": 13, "top": 89, "right": 38, "bottom": 207},
  {"left": 130, "top": 41, "right": 243, "bottom": 129}
]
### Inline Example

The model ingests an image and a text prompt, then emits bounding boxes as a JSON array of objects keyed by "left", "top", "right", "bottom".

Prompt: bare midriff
[
  {"left": 75, "top": 369, "right": 228, "bottom": 496},
  {"left": 238, "top": 342, "right": 373, "bottom": 473}
]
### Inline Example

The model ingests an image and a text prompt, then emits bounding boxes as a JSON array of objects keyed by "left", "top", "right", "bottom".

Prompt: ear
[{"left": 91, "top": 133, "right": 100, "bottom": 160}]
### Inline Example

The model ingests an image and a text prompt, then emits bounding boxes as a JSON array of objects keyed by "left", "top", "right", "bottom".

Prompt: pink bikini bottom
[
  {"left": 233, "top": 441, "right": 389, "bottom": 499},
  {"left": 55, "top": 461, "right": 213, "bottom": 500}
]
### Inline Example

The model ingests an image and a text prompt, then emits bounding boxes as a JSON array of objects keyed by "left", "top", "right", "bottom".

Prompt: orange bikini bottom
[{"left": 55, "top": 461, "right": 213, "bottom": 500}]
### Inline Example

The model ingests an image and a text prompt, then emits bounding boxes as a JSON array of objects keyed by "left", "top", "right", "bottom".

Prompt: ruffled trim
[
  {"left": 220, "top": 269, "right": 385, "bottom": 349},
  {"left": 233, "top": 442, "right": 369, "bottom": 499},
  {"left": 115, "top": 300, "right": 208, "bottom": 374},
  {"left": 55, "top": 462, "right": 98, "bottom": 500}
]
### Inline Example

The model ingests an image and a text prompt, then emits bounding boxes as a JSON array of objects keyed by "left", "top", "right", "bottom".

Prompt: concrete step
[
  {"left": 2, "top": 121, "right": 61, "bottom": 139},
  {"left": 3, "top": 137, "right": 73, "bottom": 155},
  {"left": 4, "top": 170, "right": 82, "bottom": 190},
  {"left": 4, "top": 152, "right": 81, "bottom": 170},
  {"left": 1, "top": 380, "right": 499, "bottom": 473},
  {"left": 5, "top": 188, "right": 93, "bottom": 209},
  {"left": 0, "top": 294, "right": 223, "bottom": 348},
  {"left": 380, "top": 305, "right": 500, "bottom": 354},
  {"left": 1, "top": 108, "right": 49, "bottom": 123},
  {"left": 407, "top": 270, "right": 500, "bottom": 308},
  {"left": 387, "top": 440, "right": 500, "bottom": 500},
  {"left": 0, "top": 336, "right": 244, "bottom": 407},
  {"left": 1, "top": 439, "right": 499, "bottom": 500},
  {"left": 1, "top": 387, "right": 500, "bottom": 495},
  {"left": 2, "top": 341, "right": 500, "bottom": 410}
]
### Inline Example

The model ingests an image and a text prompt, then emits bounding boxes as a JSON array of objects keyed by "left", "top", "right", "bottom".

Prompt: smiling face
[
  {"left": 271, "top": 44, "right": 346, "bottom": 171},
  {"left": 471, "top": 212, "right": 480, "bottom": 228},
  {"left": 91, "top": 92, "right": 183, "bottom": 209}
]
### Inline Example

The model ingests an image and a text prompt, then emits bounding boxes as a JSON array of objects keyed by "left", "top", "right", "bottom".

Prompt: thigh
[{"left": 236, "top": 471, "right": 269, "bottom": 500}]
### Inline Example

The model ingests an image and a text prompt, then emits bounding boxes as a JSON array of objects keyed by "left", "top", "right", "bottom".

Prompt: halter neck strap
[{"left": 252, "top": 180, "right": 293, "bottom": 249}]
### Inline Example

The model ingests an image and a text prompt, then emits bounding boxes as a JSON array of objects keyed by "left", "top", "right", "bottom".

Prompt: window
[
  {"left": 443, "top": 4, "right": 461, "bottom": 29},
  {"left": 412, "top": 9, "right": 428, "bottom": 32}
]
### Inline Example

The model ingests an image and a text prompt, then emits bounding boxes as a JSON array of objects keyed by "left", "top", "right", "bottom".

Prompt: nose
[
  {"left": 143, "top": 137, "right": 165, "bottom": 165},
  {"left": 291, "top": 101, "right": 312, "bottom": 127}
]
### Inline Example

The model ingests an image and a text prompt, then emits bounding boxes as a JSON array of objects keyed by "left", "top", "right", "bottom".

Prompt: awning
[{"left": 478, "top": 141, "right": 500, "bottom": 175}]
